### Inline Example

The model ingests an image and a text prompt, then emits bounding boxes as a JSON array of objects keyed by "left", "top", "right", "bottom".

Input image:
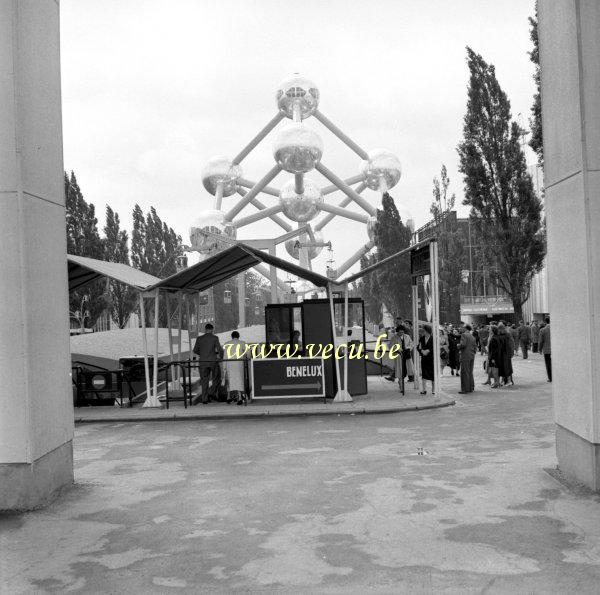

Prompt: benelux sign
[{"left": 251, "top": 358, "right": 325, "bottom": 399}]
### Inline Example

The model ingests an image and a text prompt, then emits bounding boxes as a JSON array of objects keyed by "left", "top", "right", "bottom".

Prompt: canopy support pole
[
  {"left": 167, "top": 293, "right": 174, "bottom": 363},
  {"left": 139, "top": 292, "right": 152, "bottom": 404},
  {"left": 152, "top": 289, "right": 161, "bottom": 405},
  {"left": 142, "top": 290, "right": 162, "bottom": 408},
  {"left": 334, "top": 282, "right": 352, "bottom": 402},
  {"left": 430, "top": 241, "right": 441, "bottom": 398},
  {"left": 186, "top": 294, "right": 192, "bottom": 354},
  {"left": 412, "top": 281, "right": 420, "bottom": 390},
  {"left": 327, "top": 285, "right": 342, "bottom": 403},
  {"left": 196, "top": 292, "right": 201, "bottom": 336},
  {"left": 176, "top": 291, "right": 183, "bottom": 387}
]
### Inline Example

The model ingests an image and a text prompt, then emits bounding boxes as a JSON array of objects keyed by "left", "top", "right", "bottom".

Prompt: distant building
[{"left": 414, "top": 208, "right": 548, "bottom": 324}]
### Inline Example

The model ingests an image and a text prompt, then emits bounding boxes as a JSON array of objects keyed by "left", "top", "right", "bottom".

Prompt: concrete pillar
[
  {"left": 0, "top": 0, "right": 74, "bottom": 510},
  {"left": 539, "top": 0, "right": 600, "bottom": 490}
]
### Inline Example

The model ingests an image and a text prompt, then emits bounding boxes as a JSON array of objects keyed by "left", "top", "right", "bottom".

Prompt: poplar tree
[
  {"left": 430, "top": 165, "right": 466, "bottom": 323},
  {"left": 103, "top": 206, "right": 137, "bottom": 328},
  {"left": 457, "top": 48, "right": 545, "bottom": 320},
  {"left": 131, "top": 204, "right": 147, "bottom": 272},
  {"left": 373, "top": 192, "right": 412, "bottom": 319},
  {"left": 64, "top": 172, "right": 108, "bottom": 327},
  {"left": 528, "top": 5, "right": 543, "bottom": 165}
]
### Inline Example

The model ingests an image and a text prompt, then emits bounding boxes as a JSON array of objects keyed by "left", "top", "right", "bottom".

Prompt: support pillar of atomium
[
  {"left": 0, "top": 1, "right": 74, "bottom": 510},
  {"left": 539, "top": 0, "right": 600, "bottom": 491}
]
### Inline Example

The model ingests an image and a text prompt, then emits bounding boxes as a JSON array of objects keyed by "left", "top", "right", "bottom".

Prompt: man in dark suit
[
  {"left": 458, "top": 324, "right": 477, "bottom": 394},
  {"left": 538, "top": 316, "right": 552, "bottom": 382},
  {"left": 517, "top": 320, "right": 532, "bottom": 359},
  {"left": 192, "top": 323, "right": 223, "bottom": 404}
]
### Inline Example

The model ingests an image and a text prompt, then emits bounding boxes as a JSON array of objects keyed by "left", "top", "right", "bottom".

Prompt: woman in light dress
[{"left": 222, "top": 331, "right": 250, "bottom": 405}]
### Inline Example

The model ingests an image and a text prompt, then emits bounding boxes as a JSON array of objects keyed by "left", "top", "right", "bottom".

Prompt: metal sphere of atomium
[
  {"left": 273, "top": 124, "right": 323, "bottom": 174},
  {"left": 359, "top": 149, "right": 402, "bottom": 191},
  {"left": 201, "top": 156, "right": 242, "bottom": 197},
  {"left": 276, "top": 73, "right": 320, "bottom": 120},
  {"left": 279, "top": 178, "right": 323, "bottom": 222},
  {"left": 189, "top": 209, "right": 236, "bottom": 254},
  {"left": 285, "top": 230, "right": 325, "bottom": 261}
]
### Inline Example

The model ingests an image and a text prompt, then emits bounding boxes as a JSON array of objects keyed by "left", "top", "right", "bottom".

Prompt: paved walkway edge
[{"left": 74, "top": 397, "right": 455, "bottom": 424}]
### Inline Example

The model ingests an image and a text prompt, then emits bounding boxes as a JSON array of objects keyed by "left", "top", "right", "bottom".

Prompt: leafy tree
[
  {"left": 430, "top": 165, "right": 466, "bottom": 323},
  {"left": 103, "top": 206, "right": 137, "bottom": 328},
  {"left": 64, "top": 172, "right": 108, "bottom": 328},
  {"left": 131, "top": 204, "right": 147, "bottom": 272},
  {"left": 372, "top": 192, "right": 412, "bottom": 319},
  {"left": 131, "top": 204, "right": 183, "bottom": 326},
  {"left": 457, "top": 47, "right": 546, "bottom": 320},
  {"left": 528, "top": 5, "right": 543, "bottom": 165},
  {"left": 65, "top": 172, "right": 103, "bottom": 259}
]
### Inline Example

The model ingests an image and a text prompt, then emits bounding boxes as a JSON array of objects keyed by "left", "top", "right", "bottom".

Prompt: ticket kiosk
[{"left": 262, "top": 298, "right": 367, "bottom": 399}]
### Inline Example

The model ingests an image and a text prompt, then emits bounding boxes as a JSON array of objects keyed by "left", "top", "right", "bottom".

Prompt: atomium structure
[{"left": 187, "top": 73, "right": 411, "bottom": 300}]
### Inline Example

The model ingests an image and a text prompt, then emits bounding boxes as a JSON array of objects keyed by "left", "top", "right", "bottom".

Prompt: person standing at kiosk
[
  {"left": 223, "top": 331, "right": 249, "bottom": 405},
  {"left": 192, "top": 323, "right": 223, "bottom": 404}
]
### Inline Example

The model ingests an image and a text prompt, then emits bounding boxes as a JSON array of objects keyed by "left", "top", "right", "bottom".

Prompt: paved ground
[
  {"left": 74, "top": 376, "right": 454, "bottom": 423},
  {"left": 3, "top": 353, "right": 600, "bottom": 593}
]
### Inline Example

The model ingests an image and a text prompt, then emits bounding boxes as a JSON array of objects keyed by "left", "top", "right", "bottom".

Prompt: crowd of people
[
  {"left": 192, "top": 315, "right": 552, "bottom": 405},
  {"left": 384, "top": 316, "right": 552, "bottom": 396}
]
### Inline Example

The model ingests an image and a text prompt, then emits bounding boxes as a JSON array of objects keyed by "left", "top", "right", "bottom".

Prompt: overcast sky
[{"left": 61, "top": 0, "right": 537, "bottom": 275}]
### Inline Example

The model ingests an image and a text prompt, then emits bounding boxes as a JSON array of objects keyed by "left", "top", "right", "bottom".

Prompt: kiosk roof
[
  {"left": 147, "top": 243, "right": 331, "bottom": 293},
  {"left": 67, "top": 254, "right": 161, "bottom": 292}
]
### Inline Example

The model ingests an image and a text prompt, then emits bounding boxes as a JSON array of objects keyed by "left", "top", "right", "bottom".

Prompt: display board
[
  {"left": 410, "top": 244, "right": 431, "bottom": 278},
  {"left": 251, "top": 358, "right": 326, "bottom": 400}
]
